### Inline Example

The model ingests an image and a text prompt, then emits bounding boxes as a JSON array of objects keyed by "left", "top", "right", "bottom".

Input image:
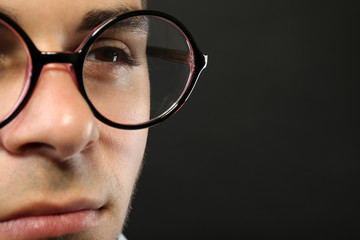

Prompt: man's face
[{"left": 0, "top": 0, "right": 147, "bottom": 239}]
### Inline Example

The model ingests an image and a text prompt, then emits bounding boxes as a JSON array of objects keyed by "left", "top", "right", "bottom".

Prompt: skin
[{"left": 0, "top": 0, "right": 147, "bottom": 239}]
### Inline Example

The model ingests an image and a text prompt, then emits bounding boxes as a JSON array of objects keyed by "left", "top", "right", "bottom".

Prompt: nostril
[{"left": 19, "top": 142, "right": 56, "bottom": 154}]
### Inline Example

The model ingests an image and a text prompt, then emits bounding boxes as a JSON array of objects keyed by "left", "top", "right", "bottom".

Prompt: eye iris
[{"left": 96, "top": 47, "right": 121, "bottom": 62}]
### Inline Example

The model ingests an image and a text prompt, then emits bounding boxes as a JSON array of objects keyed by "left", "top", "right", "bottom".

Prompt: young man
[{"left": 0, "top": 0, "right": 207, "bottom": 239}]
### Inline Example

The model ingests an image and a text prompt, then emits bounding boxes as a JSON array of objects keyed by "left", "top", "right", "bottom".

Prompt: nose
[{"left": 0, "top": 64, "right": 99, "bottom": 160}]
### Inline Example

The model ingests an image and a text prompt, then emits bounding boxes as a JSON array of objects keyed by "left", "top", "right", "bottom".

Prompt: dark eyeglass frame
[{"left": 0, "top": 10, "right": 208, "bottom": 130}]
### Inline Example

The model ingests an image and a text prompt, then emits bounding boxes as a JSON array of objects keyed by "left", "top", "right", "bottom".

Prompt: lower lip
[{"left": 0, "top": 210, "right": 101, "bottom": 239}]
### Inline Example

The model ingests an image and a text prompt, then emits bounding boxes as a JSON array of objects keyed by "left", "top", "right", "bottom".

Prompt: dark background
[{"left": 125, "top": 1, "right": 359, "bottom": 239}]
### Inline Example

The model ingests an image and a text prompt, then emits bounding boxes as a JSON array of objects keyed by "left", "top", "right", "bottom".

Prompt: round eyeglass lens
[
  {"left": 0, "top": 20, "right": 30, "bottom": 123},
  {"left": 83, "top": 14, "right": 193, "bottom": 126}
]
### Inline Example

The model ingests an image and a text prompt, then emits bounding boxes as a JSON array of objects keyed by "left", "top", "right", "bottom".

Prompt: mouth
[{"left": 0, "top": 199, "right": 105, "bottom": 239}]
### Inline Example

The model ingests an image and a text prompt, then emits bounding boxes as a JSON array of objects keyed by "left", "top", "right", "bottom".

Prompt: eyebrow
[
  {"left": 78, "top": 7, "right": 149, "bottom": 38},
  {"left": 78, "top": 7, "right": 136, "bottom": 31}
]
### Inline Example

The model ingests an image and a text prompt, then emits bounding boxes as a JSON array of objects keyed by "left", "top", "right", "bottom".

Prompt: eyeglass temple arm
[{"left": 146, "top": 46, "right": 189, "bottom": 64}]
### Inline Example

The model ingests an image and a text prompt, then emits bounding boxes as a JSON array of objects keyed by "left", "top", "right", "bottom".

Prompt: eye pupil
[{"left": 95, "top": 47, "right": 121, "bottom": 62}]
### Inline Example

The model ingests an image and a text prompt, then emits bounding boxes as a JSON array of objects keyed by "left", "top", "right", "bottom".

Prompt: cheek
[
  {"left": 83, "top": 65, "right": 150, "bottom": 126},
  {"left": 98, "top": 124, "right": 148, "bottom": 192},
  {"left": 98, "top": 125, "right": 148, "bottom": 230}
]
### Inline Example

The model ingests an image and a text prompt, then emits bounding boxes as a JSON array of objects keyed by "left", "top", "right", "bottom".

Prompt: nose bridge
[
  {"left": 39, "top": 51, "right": 82, "bottom": 88},
  {"left": 40, "top": 51, "right": 81, "bottom": 65},
  {"left": 0, "top": 52, "right": 100, "bottom": 160}
]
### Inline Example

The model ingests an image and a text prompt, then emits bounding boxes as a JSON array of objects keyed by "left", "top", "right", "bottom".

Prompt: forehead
[
  {"left": 0, "top": 0, "right": 143, "bottom": 50},
  {"left": 0, "top": 0, "right": 143, "bottom": 29}
]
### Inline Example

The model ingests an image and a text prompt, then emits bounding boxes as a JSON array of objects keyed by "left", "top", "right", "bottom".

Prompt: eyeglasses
[{"left": 0, "top": 10, "right": 207, "bottom": 130}]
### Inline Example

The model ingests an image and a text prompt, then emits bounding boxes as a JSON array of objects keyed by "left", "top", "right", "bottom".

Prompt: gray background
[{"left": 125, "top": 1, "right": 359, "bottom": 239}]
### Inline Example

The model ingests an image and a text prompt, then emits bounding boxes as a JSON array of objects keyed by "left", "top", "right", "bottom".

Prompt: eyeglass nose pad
[{"left": 65, "top": 64, "right": 79, "bottom": 89}]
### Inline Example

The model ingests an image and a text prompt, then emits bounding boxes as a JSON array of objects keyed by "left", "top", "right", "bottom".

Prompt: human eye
[
  {"left": 87, "top": 46, "right": 123, "bottom": 63},
  {"left": 83, "top": 38, "right": 145, "bottom": 91},
  {"left": 86, "top": 39, "right": 139, "bottom": 67}
]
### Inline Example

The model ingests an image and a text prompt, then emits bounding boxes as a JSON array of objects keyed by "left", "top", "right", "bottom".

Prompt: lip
[{"left": 0, "top": 200, "right": 104, "bottom": 239}]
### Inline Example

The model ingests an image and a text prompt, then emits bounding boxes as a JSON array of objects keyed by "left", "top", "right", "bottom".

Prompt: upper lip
[{"left": 0, "top": 198, "right": 104, "bottom": 222}]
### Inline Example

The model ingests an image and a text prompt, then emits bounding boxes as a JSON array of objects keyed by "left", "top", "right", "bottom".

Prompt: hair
[{"left": 141, "top": 0, "right": 147, "bottom": 8}]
